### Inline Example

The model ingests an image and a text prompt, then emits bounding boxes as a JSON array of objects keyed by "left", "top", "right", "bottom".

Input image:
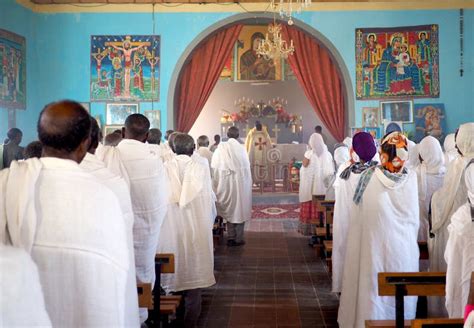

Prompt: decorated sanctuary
[{"left": 0, "top": 1, "right": 473, "bottom": 327}]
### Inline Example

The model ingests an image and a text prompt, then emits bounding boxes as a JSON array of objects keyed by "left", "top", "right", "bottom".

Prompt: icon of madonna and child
[{"left": 357, "top": 26, "right": 439, "bottom": 99}]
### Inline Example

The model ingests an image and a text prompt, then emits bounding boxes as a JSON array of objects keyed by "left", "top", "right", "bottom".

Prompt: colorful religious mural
[
  {"left": 237, "top": 25, "right": 283, "bottom": 81},
  {"left": 90, "top": 35, "right": 160, "bottom": 102},
  {"left": 414, "top": 103, "right": 446, "bottom": 143},
  {"left": 355, "top": 25, "right": 439, "bottom": 99},
  {"left": 0, "top": 29, "right": 26, "bottom": 110}
]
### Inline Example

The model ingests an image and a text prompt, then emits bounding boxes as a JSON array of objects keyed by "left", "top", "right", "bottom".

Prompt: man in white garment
[
  {"left": 196, "top": 135, "right": 213, "bottom": 168},
  {"left": 212, "top": 126, "right": 252, "bottom": 246},
  {"left": 332, "top": 132, "right": 378, "bottom": 294},
  {"left": 116, "top": 113, "right": 168, "bottom": 323},
  {"left": 1, "top": 245, "right": 52, "bottom": 327},
  {"left": 444, "top": 160, "right": 474, "bottom": 318},
  {"left": 157, "top": 133, "right": 216, "bottom": 327},
  {"left": 0, "top": 100, "right": 130, "bottom": 327},
  {"left": 245, "top": 121, "right": 273, "bottom": 183},
  {"left": 79, "top": 117, "right": 140, "bottom": 326},
  {"left": 338, "top": 132, "right": 419, "bottom": 328}
]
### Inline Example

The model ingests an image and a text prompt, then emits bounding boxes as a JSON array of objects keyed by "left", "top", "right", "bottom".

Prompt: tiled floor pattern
[{"left": 197, "top": 218, "right": 339, "bottom": 328}]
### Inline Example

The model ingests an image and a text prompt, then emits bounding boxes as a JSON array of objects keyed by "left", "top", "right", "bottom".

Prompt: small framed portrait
[
  {"left": 106, "top": 103, "right": 139, "bottom": 125},
  {"left": 144, "top": 110, "right": 161, "bottom": 129},
  {"left": 351, "top": 127, "right": 365, "bottom": 137},
  {"left": 103, "top": 124, "right": 123, "bottom": 137},
  {"left": 80, "top": 102, "right": 90, "bottom": 113},
  {"left": 362, "top": 107, "right": 380, "bottom": 127},
  {"left": 364, "top": 127, "right": 382, "bottom": 139},
  {"left": 383, "top": 121, "right": 404, "bottom": 135},
  {"left": 380, "top": 100, "right": 413, "bottom": 123}
]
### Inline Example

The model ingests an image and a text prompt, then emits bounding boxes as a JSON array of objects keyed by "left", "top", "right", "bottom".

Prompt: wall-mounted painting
[
  {"left": 0, "top": 29, "right": 26, "bottom": 109},
  {"left": 103, "top": 124, "right": 123, "bottom": 138},
  {"left": 236, "top": 25, "right": 282, "bottom": 81},
  {"left": 362, "top": 107, "right": 380, "bottom": 127},
  {"left": 414, "top": 103, "right": 446, "bottom": 143},
  {"left": 144, "top": 110, "right": 161, "bottom": 129},
  {"left": 220, "top": 55, "right": 234, "bottom": 81},
  {"left": 365, "top": 127, "right": 383, "bottom": 139},
  {"left": 106, "top": 103, "right": 139, "bottom": 125},
  {"left": 355, "top": 24, "right": 439, "bottom": 100},
  {"left": 91, "top": 35, "right": 160, "bottom": 102},
  {"left": 380, "top": 100, "right": 413, "bottom": 123}
]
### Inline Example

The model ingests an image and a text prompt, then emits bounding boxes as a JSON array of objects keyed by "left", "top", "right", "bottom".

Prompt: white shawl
[{"left": 443, "top": 133, "right": 459, "bottom": 165}]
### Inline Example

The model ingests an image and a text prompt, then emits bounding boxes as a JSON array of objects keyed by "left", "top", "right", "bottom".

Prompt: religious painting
[
  {"left": 380, "top": 100, "right": 413, "bottom": 123},
  {"left": 90, "top": 35, "right": 160, "bottom": 102},
  {"left": 364, "top": 127, "right": 382, "bottom": 139},
  {"left": 236, "top": 25, "right": 282, "bottom": 81},
  {"left": 383, "top": 121, "right": 404, "bottom": 135},
  {"left": 362, "top": 107, "right": 380, "bottom": 127},
  {"left": 103, "top": 124, "right": 123, "bottom": 137},
  {"left": 106, "top": 103, "right": 139, "bottom": 125},
  {"left": 80, "top": 102, "right": 90, "bottom": 113},
  {"left": 414, "top": 103, "right": 446, "bottom": 143},
  {"left": 351, "top": 127, "right": 365, "bottom": 137},
  {"left": 355, "top": 25, "right": 439, "bottom": 100},
  {"left": 144, "top": 110, "right": 161, "bottom": 129},
  {"left": 0, "top": 29, "right": 26, "bottom": 110},
  {"left": 220, "top": 54, "right": 234, "bottom": 80}
]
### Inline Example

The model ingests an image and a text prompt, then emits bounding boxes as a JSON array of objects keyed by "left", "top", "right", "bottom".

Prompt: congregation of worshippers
[{"left": 0, "top": 99, "right": 473, "bottom": 327}]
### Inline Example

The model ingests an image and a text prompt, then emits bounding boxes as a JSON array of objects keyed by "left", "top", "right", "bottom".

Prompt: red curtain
[
  {"left": 176, "top": 25, "right": 243, "bottom": 132},
  {"left": 282, "top": 25, "right": 346, "bottom": 142}
]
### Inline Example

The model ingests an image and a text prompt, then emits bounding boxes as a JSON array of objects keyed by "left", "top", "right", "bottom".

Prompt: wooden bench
[
  {"left": 311, "top": 195, "right": 329, "bottom": 256},
  {"left": 410, "top": 318, "right": 464, "bottom": 327},
  {"left": 366, "top": 320, "right": 411, "bottom": 328},
  {"left": 323, "top": 240, "right": 333, "bottom": 272},
  {"left": 366, "top": 272, "right": 446, "bottom": 328}
]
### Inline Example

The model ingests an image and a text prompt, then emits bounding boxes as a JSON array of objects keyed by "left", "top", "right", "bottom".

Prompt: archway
[{"left": 167, "top": 12, "right": 355, "bottom": 138}]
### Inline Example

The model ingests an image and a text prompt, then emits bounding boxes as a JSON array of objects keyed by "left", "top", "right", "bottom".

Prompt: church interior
[{"left": 1, "top": 0, "right": 474, "bottom": 327}]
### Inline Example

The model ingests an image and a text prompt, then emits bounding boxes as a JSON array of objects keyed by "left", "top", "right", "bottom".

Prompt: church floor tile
[{"left": 196, "top": 218, "right": 339, "bottom": 328}]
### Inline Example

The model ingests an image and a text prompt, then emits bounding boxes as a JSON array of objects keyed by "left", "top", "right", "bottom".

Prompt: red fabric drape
[
  {"left": 176, "top": 25, "right": 243, "bottom": 132},
  {"left": 282, "top": 25, "right": 346, "bottom": 142}
]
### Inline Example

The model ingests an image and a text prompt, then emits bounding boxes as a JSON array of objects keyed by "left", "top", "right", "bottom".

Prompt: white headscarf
[
  {"left": 343, "top": 137, "right": 352, "bottom": 149},
  {"left": 334, "top": 146, "right": 350, "bottom": 168},
  {"left": 308, "top": 133, "right": 326, "bottom": 157},
  {"left": 443, "top": 133, "right": 459, "bottom": 165},
  {"left": 456, "top": 123, "right": 474, "bottom": 158},
  {"left": 406, "top": 139, "right": 420, "bottom": 169},
  {"left": 418, "top": 136, "right": 446, "bottom": 201}
]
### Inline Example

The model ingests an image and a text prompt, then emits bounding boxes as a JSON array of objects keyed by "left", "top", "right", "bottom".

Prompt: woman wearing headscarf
[
  {"left": 332, "top": 132, "right": 378, "bottom": 294},
  {"left": 443, "top": 133, "right": 459, "bottom": 165},
  {"left": 416, "top": 136, "right": 446, "bottom": 243},
  {"left": 428, "top": 122, "right": 474, "bottom": 316},
  {"left": 324, "top": 144, "right": 350, "bottom": 200},
  {"left": 298, "top": 133, "right": 334, "bottom": 235},
  {"left": 338, "top": 132, "right": 419, "bottom": 328},
  {"left": 444, "top": 160, "right": 474, "bottom": 319}
]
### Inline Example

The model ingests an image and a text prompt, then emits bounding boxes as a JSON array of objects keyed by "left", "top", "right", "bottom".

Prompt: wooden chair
[{"left": 365, "top": 272, "right": 446, "bottom": 328}]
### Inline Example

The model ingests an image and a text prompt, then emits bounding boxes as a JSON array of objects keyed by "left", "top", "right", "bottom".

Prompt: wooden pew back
[
  {"left": 378, "top": 272, "right": 446, "bottom": 297},
  {"left": 137, "top": 283, "right": 153, "bottom": 310},
  {"left": 155, "top": 253, "right": 175, "bottom": 274}
]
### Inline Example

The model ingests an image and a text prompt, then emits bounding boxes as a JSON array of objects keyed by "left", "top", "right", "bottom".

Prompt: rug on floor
[{"left": 251, "top": 203, "right": 300, "bottom": 219}]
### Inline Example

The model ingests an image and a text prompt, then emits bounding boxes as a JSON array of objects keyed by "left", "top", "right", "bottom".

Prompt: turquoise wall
[{"left": 1, "top": 0, "right": 473, "bottom": 143}]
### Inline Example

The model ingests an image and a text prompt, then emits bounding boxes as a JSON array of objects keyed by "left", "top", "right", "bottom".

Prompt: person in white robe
[
  {"left": 245, "top": 121, "right": 273, "bottom": 183},
  {"left": 429, "top": 123, "right": 474, "bottom": 273},
  {"left": 110, "top": 114, "right": 169, "bottom": 323},
  {"left": 416, "top": 136, "right": 446, "bottom": 243},
  {"left": 332, "top": 132, "right": 378, "bottom": 294},
  {"left": 406, "top": 139, "right": 420, "bottom": 170},
  {"left": 147, "top": 128, "right": 164, "bottom": 160},
  {"left": 160, "top": 131, "right": 179, "bottom": 163},
  {"left": 298, "top": 133, "right": 334, "bottom": 235},
  {"left": 212, "top": 126, "right": 252, "bottom": 246},
  {"left": 80, "top": 117, "right": 140, "bottom": 326},
  {"left": 157, "top": 133, "right": 216, "bottom": 327},
  {"left": 444, "top": 161, "right": 474, "bottom": 318},
  {"left": 325, "top": 144, "right": 350, "bottom": 200},
  {"left": 0, "top": 245, "right": 52, "bottom": 327},
  {"left": 338, "top": 132, "right": 419, "bottom": 328},
  {"left": 196, "top": 135, "right": 213, "bottom": 168},
  {"left": 0, "top": 101, "right": 130, "bottom": 327},
  {"left": 444, "top": 133, "right": 459, "bottom": 165}
]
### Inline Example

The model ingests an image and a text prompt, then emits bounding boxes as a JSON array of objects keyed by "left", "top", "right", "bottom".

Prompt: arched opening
[{"left": 167, "top": 12, "right": 355, "bottom": 141}]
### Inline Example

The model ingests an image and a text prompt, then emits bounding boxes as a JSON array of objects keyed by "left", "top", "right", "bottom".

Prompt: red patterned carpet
[{"left": 251, "top": 203, "right": 300, "bottom": 219}]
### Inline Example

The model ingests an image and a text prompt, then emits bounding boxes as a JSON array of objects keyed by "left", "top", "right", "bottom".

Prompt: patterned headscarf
[{"left": 380, "top": 132, "right": 409, "bottom": 173}]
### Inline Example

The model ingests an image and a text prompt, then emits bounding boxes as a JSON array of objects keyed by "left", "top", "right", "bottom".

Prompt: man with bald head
[
  {"left": 0, "top": 100, "right": 130, "bottom": 326},
  {"left": 101, "top": 113, "right": 168, "bottom": 323}
]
